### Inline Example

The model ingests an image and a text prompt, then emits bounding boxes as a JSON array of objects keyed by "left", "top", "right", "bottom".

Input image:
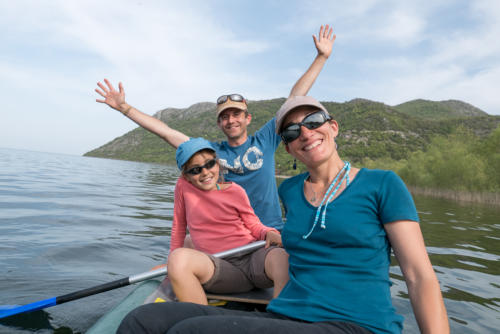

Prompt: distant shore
[
  {"left": 276, "top": 174, "right": 500, "bottom": 206},
  {"left": 408, "top": 186, "right": 500, "bottom": 207}
]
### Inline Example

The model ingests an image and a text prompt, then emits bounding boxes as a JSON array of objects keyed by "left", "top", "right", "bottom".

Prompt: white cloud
[
  {"left": 439, "top": 66, "right": 500, "bottom": 114},
  {"left": 345, "top": 54, "right": 499, "bottom": 114},
  {"left": 304, "top": 0, "right": 500, "bottom": 115},
  {"left": 1, "top": 1, "right": 273, "bottom": 106},
  {"left": 1, "top": 1, "right": 499, "bottom": 155},
  {"left": 0, "top": 1, "right": 282, "bottom": 154},
  {"left": 375, "top": 10, "right": 425, "bottom": 46}
]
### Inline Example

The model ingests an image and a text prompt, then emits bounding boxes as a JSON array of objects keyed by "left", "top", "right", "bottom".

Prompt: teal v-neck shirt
[{"left": 267, "top": 169, "right": 419, "bottom": 334}]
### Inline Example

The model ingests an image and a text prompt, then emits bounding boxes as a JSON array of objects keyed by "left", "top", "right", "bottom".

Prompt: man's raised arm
[
  {"left": 289, "top": 24, "right": 336, "bottom": 97},
  {"left": 95, "top": 79, "right": 189, "bottom": 149}
]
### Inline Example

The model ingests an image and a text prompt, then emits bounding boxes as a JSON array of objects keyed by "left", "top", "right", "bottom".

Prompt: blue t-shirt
[
  {"left": 267, "top": 168, "right": 419, "bottom": 334},
  {"left": 211, "top": 118, "right": 283, "bottom": 229}
]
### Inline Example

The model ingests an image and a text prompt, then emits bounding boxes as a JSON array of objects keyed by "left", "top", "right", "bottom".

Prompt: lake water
[{"left": 0, "top": 148, "right": 498, "bottom": 333}]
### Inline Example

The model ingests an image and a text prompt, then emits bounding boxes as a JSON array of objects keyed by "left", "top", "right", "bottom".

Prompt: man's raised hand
[{"left": 95, "top": 79, "right": 127, "bottom": 112}]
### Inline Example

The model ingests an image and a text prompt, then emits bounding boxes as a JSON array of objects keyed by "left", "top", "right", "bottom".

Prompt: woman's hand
[
  {"left": 265, "top": 231, "right": 283, "bottom": 248},
  {"left": 313, "top": 24, "right": 336, "bottom": 59}
]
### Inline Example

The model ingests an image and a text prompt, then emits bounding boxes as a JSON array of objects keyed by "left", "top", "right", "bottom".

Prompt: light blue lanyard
[{"left": 302, "top": 161, "right": 351, "bottom": 239}]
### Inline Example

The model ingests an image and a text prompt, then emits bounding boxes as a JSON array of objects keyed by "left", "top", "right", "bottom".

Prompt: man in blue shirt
[{"left": 95, "top": 25, "right": 336, "bottom": 229}]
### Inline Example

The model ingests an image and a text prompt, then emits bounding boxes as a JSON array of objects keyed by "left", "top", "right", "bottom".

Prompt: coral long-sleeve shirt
[{"left": 170, "top": 177, "right": 278, "bottom": 254}]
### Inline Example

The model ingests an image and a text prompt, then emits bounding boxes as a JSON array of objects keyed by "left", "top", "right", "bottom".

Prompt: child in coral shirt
[{"left": 167, "top": 137, "right": 288, "bottom": 305}]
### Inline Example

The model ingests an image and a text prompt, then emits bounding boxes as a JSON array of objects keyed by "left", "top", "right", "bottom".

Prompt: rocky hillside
[{"left": 84, "top": 98, "right": 499, "bottom": 175}]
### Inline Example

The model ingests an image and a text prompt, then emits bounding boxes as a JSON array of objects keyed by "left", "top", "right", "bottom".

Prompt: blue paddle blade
[{"left": 0, "top": 297, "right": 56, "bottom": 319}]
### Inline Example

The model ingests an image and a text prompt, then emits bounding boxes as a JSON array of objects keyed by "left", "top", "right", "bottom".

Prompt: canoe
[{"left": 86, "top": 278, "right": 273, "bottom": 333}]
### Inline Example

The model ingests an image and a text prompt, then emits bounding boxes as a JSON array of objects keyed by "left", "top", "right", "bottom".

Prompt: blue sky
[{"left": 1, "top": 0, "right": 499, "bottom": 155}]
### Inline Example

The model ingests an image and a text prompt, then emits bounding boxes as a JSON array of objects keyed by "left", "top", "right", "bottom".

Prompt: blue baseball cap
[{"left": 176, "top": 137, "right": 216, "bottom": 170}]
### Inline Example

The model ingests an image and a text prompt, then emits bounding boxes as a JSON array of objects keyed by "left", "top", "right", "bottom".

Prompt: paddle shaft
[{"left": 0, "top": 240, "right": 266, "bottom": 319}]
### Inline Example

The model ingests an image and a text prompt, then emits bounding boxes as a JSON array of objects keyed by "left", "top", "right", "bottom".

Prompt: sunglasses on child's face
[
  {"left": 184, "top": 159, "right": 217, "bottom": 175},
  {"left": 280, "top": 111, "right": 332, "bottom": 144},
  {"left": 216, "top": 94, "right": 247, "bottom": 105}
]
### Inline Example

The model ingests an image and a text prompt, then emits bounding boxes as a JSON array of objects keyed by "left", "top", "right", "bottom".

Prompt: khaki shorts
[{"left": 202, "top": 246, "right": 277, "bottom": 294}]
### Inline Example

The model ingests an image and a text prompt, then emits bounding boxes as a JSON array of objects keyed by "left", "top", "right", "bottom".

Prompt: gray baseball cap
[{"left": 275, "top": 96, "right": 328, "bottom": 133}]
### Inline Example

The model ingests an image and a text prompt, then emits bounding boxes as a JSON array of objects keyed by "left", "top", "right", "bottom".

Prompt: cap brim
[
  {"left": 276, "top": 96, "right": 328, "bottom": 133},
  {"left": 216, "top": 100, "right": 247, "bottom": 117}
]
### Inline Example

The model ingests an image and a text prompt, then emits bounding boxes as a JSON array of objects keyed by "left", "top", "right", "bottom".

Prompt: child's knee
[
  {"left": 266, "top": 248, "right": 289, "bottom": 267},
  {"left": 167, "top": 248, "right": 192, "bottom": 276},
  {"left": 264, "top": 248, "right": 289, "bottom": 279}
]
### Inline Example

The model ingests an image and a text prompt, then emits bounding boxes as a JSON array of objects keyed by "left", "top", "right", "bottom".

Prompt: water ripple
[{"left": 1, "top": 148, "right": 499, "bottom": 334}]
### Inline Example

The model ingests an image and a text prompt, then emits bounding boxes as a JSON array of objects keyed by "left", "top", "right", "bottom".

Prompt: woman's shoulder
[
  {"left": 357, "top": 168, "right": 406, "bottom": 190},
  {"left": 358, "top": 168, "right": 399, "bottom": 180}
]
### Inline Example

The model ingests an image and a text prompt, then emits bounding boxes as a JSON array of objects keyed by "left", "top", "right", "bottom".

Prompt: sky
[{"left": 1, "top": 0, "right": 499, "bottom": 156}]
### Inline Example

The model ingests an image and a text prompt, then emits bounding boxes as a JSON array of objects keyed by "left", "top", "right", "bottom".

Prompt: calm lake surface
[{"left": 0, "top": 148, "right": 498, "bottom": 333}]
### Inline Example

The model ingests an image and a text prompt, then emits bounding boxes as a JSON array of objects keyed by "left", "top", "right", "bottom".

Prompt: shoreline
[
  {"left": 275, "top": 174, "right": 500, "bottom": 206},
  {"left": 407, "top": 186, "right": 500, "bottom": 207}
]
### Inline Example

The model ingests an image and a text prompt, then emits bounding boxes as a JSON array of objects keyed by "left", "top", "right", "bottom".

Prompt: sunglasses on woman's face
[
  {"left": 216, "top": 94, "right": 247, "bottom": 105},
  {"left": 184, "top": 159, "right": 217, "bottom": 175},
  {"left": 280, "top": 111, "right": 332, "bottom": 144}
]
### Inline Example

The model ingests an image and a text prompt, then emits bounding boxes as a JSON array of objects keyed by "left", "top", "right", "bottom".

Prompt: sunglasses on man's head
[
  {"left": 184, "top": 158, "right": 217, "bottom": 175},
  {"left": 280, "top": 111, "right": 332, "bottom": 144},
  {"left": 216, "top": 94, "right": 247, "bottom": 105}
]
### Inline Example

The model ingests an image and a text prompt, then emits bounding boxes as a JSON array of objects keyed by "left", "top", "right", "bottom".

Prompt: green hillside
[
  {"left": 394, "top": 99, "right": 487, "bottom": 120},
  {"left": 84, "top": 98, "right": 500, "bottom": 177}
]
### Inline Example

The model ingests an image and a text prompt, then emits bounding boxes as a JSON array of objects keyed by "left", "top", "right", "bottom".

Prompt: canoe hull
[
  {"left": 86, "top": 279, "right": 273, "bottom": 333},
  {"left": 86, "top": 280, "right": 162, "bottom": 334}
]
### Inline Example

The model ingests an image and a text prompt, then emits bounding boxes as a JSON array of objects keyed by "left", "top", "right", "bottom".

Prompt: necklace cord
[{"left": 302, "top": 161, "right": 351, "bottom": 239}]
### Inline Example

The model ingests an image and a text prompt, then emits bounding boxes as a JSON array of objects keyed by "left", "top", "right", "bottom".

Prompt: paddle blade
[{"left": 0, "top": 297, "right": 56, "bottom": 319}]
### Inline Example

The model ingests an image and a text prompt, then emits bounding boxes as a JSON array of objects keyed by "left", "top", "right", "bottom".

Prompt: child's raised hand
[{"left": 265, "top": 231, "right": 282, "bottom": 248}]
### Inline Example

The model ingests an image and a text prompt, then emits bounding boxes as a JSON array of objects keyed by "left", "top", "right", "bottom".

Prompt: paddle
[{"left": 0, "top": 240, "right": 266, "bottom": 319}]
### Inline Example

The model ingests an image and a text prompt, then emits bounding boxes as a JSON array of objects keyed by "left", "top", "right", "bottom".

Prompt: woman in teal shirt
[
  {"left": 267, "top": 96, "right": 449, "bottom": 333},
  {"left": 118, "top": 96, "right": 449, "bottom": 334}
]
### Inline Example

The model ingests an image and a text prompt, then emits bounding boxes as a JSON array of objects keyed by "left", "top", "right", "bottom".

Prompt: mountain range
[{"left": 84, "top": 98, "right": 499, "bottom": 175}]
